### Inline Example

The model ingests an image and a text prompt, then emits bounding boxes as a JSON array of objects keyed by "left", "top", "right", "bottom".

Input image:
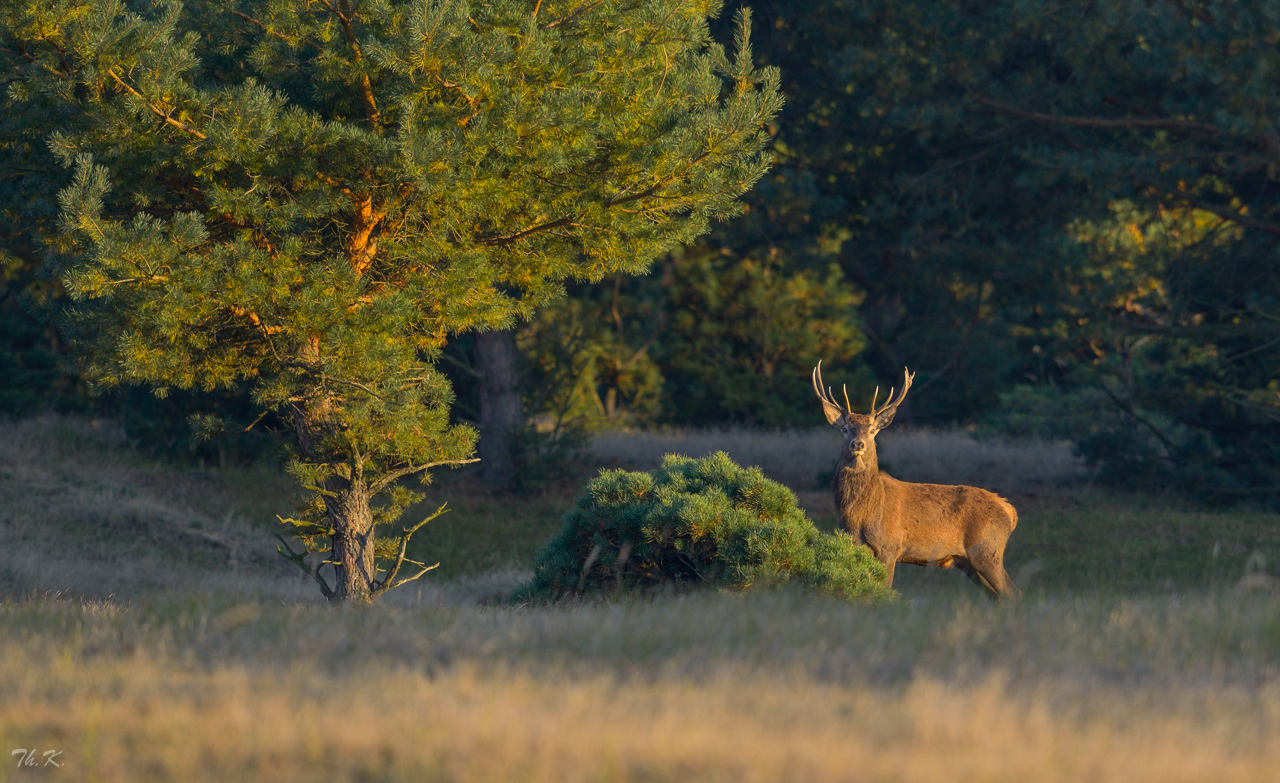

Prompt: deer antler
[
  {"left": 871, "top": 368, "right": 915, "bottom": 418},
  {"left": 812, "top": 361, "right": 848, "bottom": 413}
]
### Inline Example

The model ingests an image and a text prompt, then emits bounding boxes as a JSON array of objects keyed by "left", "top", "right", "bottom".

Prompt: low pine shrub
[{"left": 519, "top": 452, "right": 890, "bottom": 602}]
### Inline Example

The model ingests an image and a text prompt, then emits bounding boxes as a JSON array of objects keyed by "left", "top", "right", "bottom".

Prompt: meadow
[{"left": 1, "top": 416, "right": 1279, "bottom": 782}]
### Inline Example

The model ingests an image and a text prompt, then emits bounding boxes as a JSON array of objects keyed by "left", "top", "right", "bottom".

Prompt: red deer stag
[{"left": 813, "top": 363, "right": 1020, "bottom": 599}]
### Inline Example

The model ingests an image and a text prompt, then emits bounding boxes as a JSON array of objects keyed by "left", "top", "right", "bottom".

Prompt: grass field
[{"left": 1, "top": 416, "right": 1279, "bottom": 781}]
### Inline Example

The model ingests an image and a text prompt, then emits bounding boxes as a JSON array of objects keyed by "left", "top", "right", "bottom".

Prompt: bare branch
[
  {"left": 480, "top": 216, "right": 573, "bottom": 246},
  {"left": 972, "top": 94, "right": 1220, "bottom": 135},
  {"left": 1096, "top": 381, "right": 1181, "bottom": 457},
  {"left": 321, "top": 374, "right": 384, "bottom": 400},
  {"left": 576, "top": 543, "right": 603, "bottom": 592},
  {"left": 243, "top": 408, "right": 272, "bottom": 432},
  {"left": 274, "top": 533, "right": 334, "bottom": 599},
  {"left": 107, "top": 275, "right": 169, "bottom": 284},
  {"left": 439, "top": 351, "right": 482, "bottom": 378},
  {"left": 371, "top": 503, "right": 449, "bottom": 598},
  {"left": 1224, "top": 333, "right": 1280, "bottom": 362}
]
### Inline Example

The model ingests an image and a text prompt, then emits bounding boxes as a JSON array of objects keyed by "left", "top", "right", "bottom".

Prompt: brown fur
[{"left": 815, "top": 366, "right": 1020, "bottom": 599}]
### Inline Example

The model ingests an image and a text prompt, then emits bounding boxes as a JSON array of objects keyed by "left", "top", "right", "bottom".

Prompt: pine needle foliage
[
  {"left": 520, "top": 452, "right": 889, "bottom": 602},
  {"left": 3, "top": 0, "right": 781, "bottom": 600}
]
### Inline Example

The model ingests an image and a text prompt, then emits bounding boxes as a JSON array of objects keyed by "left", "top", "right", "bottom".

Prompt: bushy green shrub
[{"left": 519, "top": 452, "right": 889, "bottom": 602}]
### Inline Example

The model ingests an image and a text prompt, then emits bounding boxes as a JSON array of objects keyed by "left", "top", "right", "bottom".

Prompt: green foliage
[
  {"left": 518, "top": 279, "right": 667, "bottom": 434},
  {"left": 652, "top": 246, "right": 868, "bottom": 425},
  {"left": 13, "top": 0, "right": 1280, "bottom": 505},
  {"left": 520, "top": 452, "right": 889, "bottom": 602},
  {"left": 515, "top": 0, "right": 1280, "bottom": 500},
  {"left": 2, "top": 0, "right": 781, "bottom": 597},
  {"left": 765, "top": 0, "right": 1280, "bottom": 498},
  {"left": 517, "top": 246, "right": 869, "bottom": 431}
]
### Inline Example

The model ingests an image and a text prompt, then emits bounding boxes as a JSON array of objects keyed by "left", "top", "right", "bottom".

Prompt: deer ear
[
  {"left": 820, "top": 398, "right": 845, "bottom": 426},
  {"left": 873, "top": 407, "right": 897, "bottom": 431}
]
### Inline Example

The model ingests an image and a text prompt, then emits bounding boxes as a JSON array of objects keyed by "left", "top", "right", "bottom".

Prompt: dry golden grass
[
  {"left": 3, "top": 415, "right": 1280, "bottom": 782},
  {"left": 2, "top": 590, "right": 1280, "bottom": 782},
  {"left": 0, "top": 415, "right": 304, "bottom": 598}
]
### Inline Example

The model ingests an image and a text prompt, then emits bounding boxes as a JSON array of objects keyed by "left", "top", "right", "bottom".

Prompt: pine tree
[{"left": 4, "top": 0, "right": 781, "bottom": 601}]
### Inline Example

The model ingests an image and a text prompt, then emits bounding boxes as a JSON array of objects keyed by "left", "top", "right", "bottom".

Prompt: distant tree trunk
[{"left": 475, "top": 328, "right": 523, "bottom": 491}]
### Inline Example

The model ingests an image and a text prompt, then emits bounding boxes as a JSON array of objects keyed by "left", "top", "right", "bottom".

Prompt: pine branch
[
  {"left": 107, "top": 69, "right": 207, "bottom": 140},
  {"left": 229, "top": 9, "right": 324, "bottom": 52},
  {"left": 370, "top": 458, "right": 480, "bottom": 493},
  {"left": 370, "top": 503, "right": 449, "bottom": 598},
  {"left": 302, "top": 483, "right": 340, "bottom": 498},
  {"left": 480, "top": 216, "right": 573, "bottom": 246},
  {"left": 540, "top": 0, "right": 603, "bottom": 30},
  {"left": 604, "top": 182, "right": 664, "bottom": 208},
  {"left": 319, "top": 0, "right": 380, "bottom": 127}
]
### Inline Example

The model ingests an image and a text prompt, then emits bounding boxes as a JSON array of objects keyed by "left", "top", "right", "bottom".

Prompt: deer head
[{"left": 812, "top": 362, "right": 914, "bottom": 471}]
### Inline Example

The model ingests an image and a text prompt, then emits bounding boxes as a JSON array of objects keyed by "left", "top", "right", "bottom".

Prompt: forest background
[{"left": 4, "top": 0, "right": 1279, "bottom": 502}]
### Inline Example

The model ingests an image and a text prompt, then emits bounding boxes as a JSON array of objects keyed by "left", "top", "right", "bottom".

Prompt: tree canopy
[
  {"left": 8, "top": 0, "right": 1280, "bottom": 504},
  {"left": 2, "top": 0, "right": 781, "bottom": 600},
  {"left": 514, "top": 0, "right": 1280, "bottom": 498}
]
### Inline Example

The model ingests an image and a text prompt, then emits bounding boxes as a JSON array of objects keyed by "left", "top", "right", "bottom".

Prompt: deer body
[{"left": 815, "top": 364, "right": 1020, "bottom": 599}]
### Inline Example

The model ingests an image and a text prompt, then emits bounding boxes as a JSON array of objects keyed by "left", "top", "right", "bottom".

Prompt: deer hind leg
[
  {"left": 955, "top": 558, "right": 998, "bottom": 598},
  {"left": 969, "top": 546, "right": 1020, "bottom": 601}
]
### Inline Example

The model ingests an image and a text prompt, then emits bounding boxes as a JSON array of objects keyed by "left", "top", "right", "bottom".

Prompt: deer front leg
[{"left": 880, "top": 555, "right": 896, "bottom": 588}]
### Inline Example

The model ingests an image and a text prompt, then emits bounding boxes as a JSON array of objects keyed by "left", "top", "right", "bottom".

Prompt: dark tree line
[
  {"left": 485, "top": 0, "right": 1280, "bottom": 500},
  {"left": 6, "top": 0, "right": 1280, "bottom": 501}
]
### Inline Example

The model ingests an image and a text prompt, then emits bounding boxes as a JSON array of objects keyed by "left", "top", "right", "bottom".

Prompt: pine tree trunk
[
  {"left": 475, "top": 328, "right": 523, "bottom": 491},
  {"left": 327, "top": 485, "right": 376, "bottom": 603},
  {"left": 292, "top": 399, "right": 378, "bottom": 603}
]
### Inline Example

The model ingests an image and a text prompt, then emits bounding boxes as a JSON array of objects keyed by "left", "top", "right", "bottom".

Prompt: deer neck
[{"left": 834, "top": 443, "right": 883, "bottom": 528}]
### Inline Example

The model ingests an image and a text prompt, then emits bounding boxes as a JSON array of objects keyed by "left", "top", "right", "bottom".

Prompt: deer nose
[{"left": 852, "top": 440, "right": 866, "bottom": 454}]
